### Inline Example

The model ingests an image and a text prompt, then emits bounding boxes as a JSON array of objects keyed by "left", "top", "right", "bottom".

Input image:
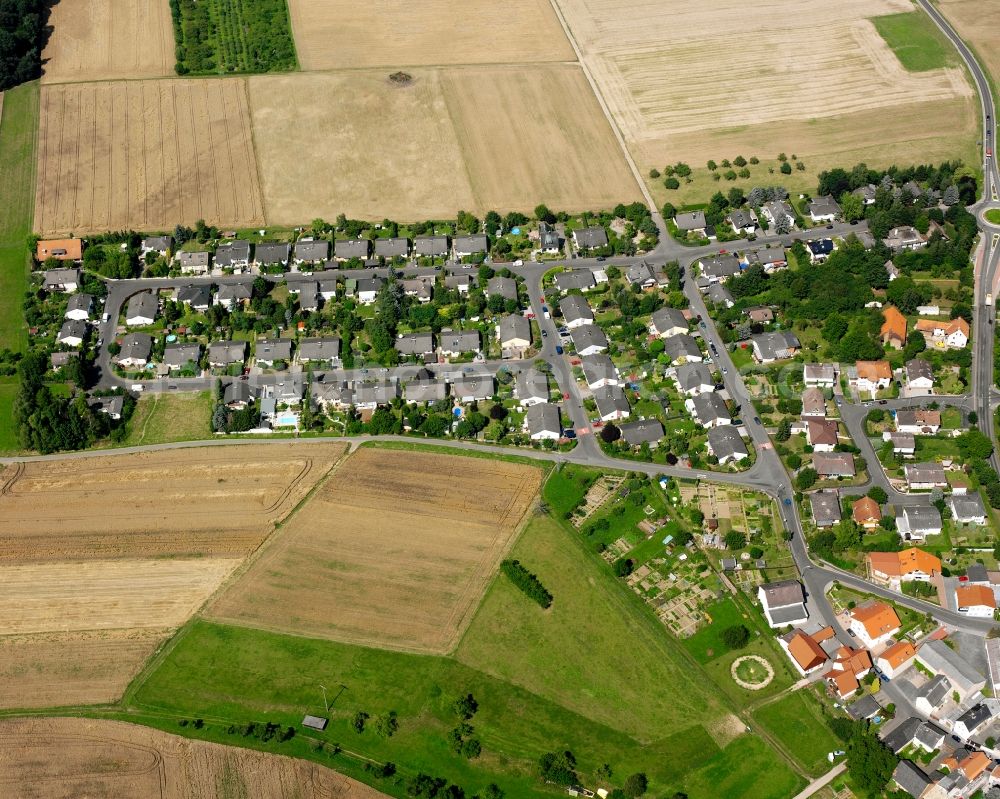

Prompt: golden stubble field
[
  {"left": 34, "top": 78, "right": 265, "bottom": 236},
  {"left": 939, "top": 0, "right": 1000, "bottom": 99},
  {"left": 0, "top": 717, "right": 389, "bottom": 799},
  {"left": 552, "top": 0, "right": 976, "bottom": 193},
  {"left": 208, "top": 448, "right": 544, "bottom": 653},
  {"left": 0, "top": 444, "right": 345, "bottom": 709},
  {"left": 249, "top": 65, "right": 640, "bottom": 221},
  {"left": 41, "top": 0, "right": 175, "bottom": 84},
  {"left": 287, "top": 0, "right": 575, "bottom": 71}
]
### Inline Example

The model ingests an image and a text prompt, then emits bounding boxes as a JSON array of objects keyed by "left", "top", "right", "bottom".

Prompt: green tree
[
  {"left": 352, "top": 711, "right": 369, "bottom": 733},
  {"left": 839, "top": 191, "right": 864, "bottom": 223},
  {"left": 722, "top": 625, "right": 750, "bottom": 649},
  {"left": 867, "top": 486, "right": 888, "bottom": 504},
  {"left": 796, "top": 468, "right": 818, "bottom": 491},
  {"left": 958, "top": 429, "right": 994, "bottom": 461},
  {"left": 622, "top": 773, "right": 648, "bottom": 797},
  {"left": 538, "top": 751, "right": 578, "bottom": 786},
  {"left": 846, "top": 722, "right": 898, "bottom": 794},
  {"left": 725, "top": 531, "right": 746, "bottom": 550},
  {"left": 453, "top": 694, "right": 478, "bottom": 720}
]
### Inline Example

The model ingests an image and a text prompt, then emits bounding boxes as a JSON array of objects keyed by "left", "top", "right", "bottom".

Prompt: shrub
[
  {"left": 722, "top": 624, "right": 750, "bottom": 649},
  {"left": 500, "top": 559, "right": 553, "bottom": 608}
]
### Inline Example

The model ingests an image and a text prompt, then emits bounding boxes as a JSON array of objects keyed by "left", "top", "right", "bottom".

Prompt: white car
[{"left": 513, "top": 259, "right": 523, "bottom": 266}]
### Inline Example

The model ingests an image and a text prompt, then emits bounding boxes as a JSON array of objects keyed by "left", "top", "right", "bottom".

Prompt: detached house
[
  {"left": 801, "top": 387, "right": 826, "bottom": 418},
  {"left": 728, "top": 208, "right": 758, "bottom": 235},
  {"left": 452, "top": 375, "right": 495, "bottom": 403},
  {"left": 686, "top": 392, "right": 731, "bottom": 428},
  {"left": 674, "top": 362, "right": 714, "bottom": 396},
  {"left": 43, "top": 268, "right": 81, "bottom": 293},
  {"left": 880, "top": 305, "right": 907, "bottom": 349},
  {"left": 674, "top": 210, "right": 707, "bottom": 236},
  {"left": 65, "top": 293, "right": 94, "bottom": 322},
  {"left": 57, "top": 319, "right": 87, "bottom": 347},
  {"left": 215, "top": 282, "right": 251, "bottom": 310},
  {"left": 255, "top": 338, "right": 292, "bottom": 367},
  {"left": 373, "top": 237, "right": 408, "bottom": 261},
  {"left": 904, "top": 463, "right": 948, "bottom": 491},
  {"left": 125, "top": 291, "right": 158, "bottom": 326},
  {"left": 780, "top": 629, "right": 830, "bottom": 675},
  {"left": 581, "top": 354, "right": 620, "bottom": 390},
  {"left": 117, "top": 333, "right": 153, "bottom": 367},
  {"left": 453, "top": 235, "right": 487, "bottom": 259},
  {"left": 649, "top": 307, "right": 688, "bottom": 338},
  {"left": 751, "top": 331, "right": 799, "bottom": 363},
  {"left": 663, "top": 334, "right": 703, "bottom": 364},
  {"left": 896, "top": 409, "right": 940, "bottom": 435},
  {"left": 486, "top": 276, "right": 517, "bottom": 302},
  {"left": 176, "top": 251, "right": 210, "bottom": 275},
  {"left": 807, "top": 195, "right": 841, "bottom": 222},
  {"left": 207, "top": 340, "right": 247, "bottom": 368},
  {"left": 852, "top": 497, "right": 882, "bottom": 530},
  {"left": 333, "top": 238, "right": 371, "bottom": 262},
  {"left": 572, "top": 227, "right": 608, "bottom": 251},
  {"left": 757, "top": 580, "right": 808, "bottom": 628},
  {"left": 525, "top": 403, "right": 562, "bottom": 440},
  {"left": 141, "top": 235, "right": 172, "bottom": 258},
  {"left": 848, "top": 601, "right": 901, "bottom": 648},
  {"left": 956, "top": 586, "right": 996, "bottom": 618},
  {"left": 254, "top": 242, "right": 290, "bottom": 270},
  {"left": 163, "top": 342, "right": 201, "bottom": 372},
  {"left": 905, "top": 359, "right": 934, "bottom": 396},
  {"left": 852, "top": 360, "right": 892, "bottom": 394},
  {"left": 592, "top": 385, "right": 630, "bottom": 422},
  {"left": 813, "top": 453, "right": 856, "bottom": 479},
  {"left": 175, "top": 284, "right": 212, "bottom": 312},
  {"left": 877, "top": 641, "right": 917, "bottom": 679},
  {"left": 395, "top": 332, "right": 435, "bottom": 358},
  {"left": 571, "top": 325, "right": 608, "bottom": 357},
  {"left": 809, "top": 491, "right": 842, "bottom": 528},
  {"left": 949, "top": 493, "right": 987, "bottom": 526},
  {"left": 762, "top": 200, "right": 794, "bottom": 229},
  {"left": 37, "top": 238, "right": 83, "bottom": 262},
  {"left": 883, "top": 226, "right": 926, "bottom": 253},
  {"left": 538, "top": 222, "right": 561, "bottom": 254},
  {"left": 293, "top": 239, "right": 329, "bottom": 266},
  {"left": 297, "top": 337, "right": 341, "bottom": 365},
  {"left": 866, "top": 547, "right": 941, "bottom": 590},
  {"left": 806, "top": 238, "right": 835, "bottom": 264},
  {"left": 515, "top": 370, "right": 549, "bottom": 406},
  {"left": 914, "top": 317, "right": 970, "bottom": 349},
  {"left": 497, "top": 315, "right": 531, "bottom": 355},
  {"left": 560, "top": 295, "right": 594, "bottom": 329},
  {"left": 439, "top": 330, "right": 480, "bottom": 357},
  {"left": 619, "top": 419, "right": 664, "bottom": 448},
  {"left": 706, "top": 425, "right": 749, "bottom": 464},
  {"left": 215, "top": 240, "right": 251, "bottom": 271},
  {"left": 806, "top": 419, "right": 839, "bottom": 452},
  {"left": 804, "top": 363, "right": 837, "bottom": 388},
  {"left": 699, "top": 254, "right": 741, "bottom": 283},
  {"left": 897, "top": 504, "right": 943, "bottom": 540},
  {"left": 554, "top": 270, "right": 595, "bottom": 293}
]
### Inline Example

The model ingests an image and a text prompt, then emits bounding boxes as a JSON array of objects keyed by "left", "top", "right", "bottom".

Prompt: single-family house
[
  {"left": 914, "top": 317, "right": 970, "bottom": 349},
  {"left": 813, "top": 452, "right": 856, "bottom": 478},
  {"left": 175, "top": 284, "right": 212, "bottom": 312},
  {"left": 355, "top": 277, "right": 384, "bottom": 305},
  {"left": 877, "top": 641, "right": 917, "bottom": 679},
  {"left": 896, "top": 409, "right": 941, "bottom": 435},
  {"left": 801, "top": 387, "right": 827, "bottom": 418},
  {"left": 57, "top": 319, "right": 87, "bottom": 347},
  {"left": 525, "top": 402, "right": 562, "bottom": 440},
  {"left": 852, "top": 360, "right": 892, "bottom": 394},
  {"left": 807, "top": 418, "right": 839, "bottom": 451},
  {"left": 373, "top": 237, "right": 408, "bottom": 261},
  {"left": 649, "top": 307, "right": 688, "bottom": 338},
  {"left": 404, "top": 379, "right": 447, "bottom": 404},
  {"left": 214, "top": 240, "right": 251, "bottom": 271},
  {"left": 867, "top": 547, "right": 941, "bottom": 589},
  {"left": 353, "top": 379, "right": 399, "bottom": 410},
  {"left": 451, "top": 375, "right": 495, "bottom": 403},
  {"left": 117, "top": 333, "right": 153, "bottom": 367},
  {"left": 728, "top": 208, "right": 759, "bottom": 234},
  {"left": 751, "top": 331, "right": 800, "bottom": 363},
  {"left": 538, "top": 222, "right": 561, "bottom": 254},
  {"left": 884, "top": 226, "right": 926, "bottom": 253},
  {"left": 401, "top": 276, "right": 434, "bottom": 303},
  {"left": 891, "top": 761, "right": 931, "bottom": 799},
  {"left": 560, "top": 295, "right": 594, "bottom": 328},
  {"left": 554, "top": 270, "right": 595, "bottom": 293},
  {"left": 42, "top": 267, "right": 81, "bottom": 293},
  {"left": 293, "top": 239, "right": 329, "bottom": 266},
  {"left": 141, "top": 235, "right": 172, "bottom": 258},
  {"left": 761, "top": 200, "right": 794, "bottom": 229},
  {"left": 905, "top": 359, "right": 935, "bottom": 396},
  {"left": 414, "top": 236, "right": 450, "bottom": 259},
  {"left": 950, "top": 493, "right": 987, "bottom": 525},
  {"left": 572, "top": 227, "right": 608, "bottom": 251},
  {"left": 486, "top": 276, "right": 518, "bottom": 303},
  {"left": 687, "top": 392, "right": 731, "bottom": 428},
  {"left": 125, "top": 291, "right": 158, "bottom": 326},
  {"left": 395, "top": 332, "right": 435, "bottom": 358},
  {"left": 453, "top": 234, "right": 488, "bottom": 258},
  {"left": 317, "top": 277, "right": 337, "bottom": 301},
  {"left": 515, "top": 369, "right": 549, "bottom": 406},
  {"left": 663, "top": 333, "right": 703, "bottom": 364},
  {"left": 898, "top": 504, "right": 943, "bottom": 541},
  {"left": 162, "top": 342, "right": 201, "bottom": 372},
  {"left": 887, "top": 431, "right": 916, "bottom": 457},
  {"left": 807, "top": 238, "right": 835, "bottom": 263},
  {"left": 956, "top": 585, "right": 996, "bottom": 618},
  {"left": 88, "top": 395, "right": 125, "bottom": 420},
  {"left": 745, "top": 245, "right": 787, "bottom": 273},
  {"left": 915, "top": 674, "right": 953, "bottom": 716},
  {"left": 804, "top": 363, "right": 837, "bottom": 388},
  {"left": 624, "top": 262, "right": 656, "bottom": 289},
  {"left": 207, "top": 340, "right": 247, "bottom": 368},
  {"left": 705, "top": 283, "right": 735, "bottom": 308},
  {"left": 439, "top": 330, "right": 480, "bottom": 357},
  {"left": 674, "top": 210, "right": 707, "bottom": 236},
  {"left": 593, "top": 385, "right": 630, "bottom": 422},
  {"left": 757, "top": 580, "right": 808, "bottom": 628},
  {"left": 50, "top": 351, "right": 73, "bottom": 371},
  {"left": 807, "top": 195, "right": 841, "bottom": 222},
  {"left": 881, "top": 305, "right": 908, "bottom": 349},
  {"left": 849, "top": 601, "right": 901, "bottom": 648},
  {"left": 497, "top": 314, "right": 531, "bottom": 354},
  {"left": 852, "top": 497, "right": 882, "bottom": 530},
  {"left": 699, "top": 254, "right": 741, "bottom": 283},
  {"left": 255, "top": 338, "right": 292, "bottom": 367},
  {"left": 223, "top": 380, "right": 257, "bottom": 410},
  {"left": 65, "top": 293, "right": 93, "bottom": 321},
  {"left": 674, "top": 362, "right": 714, "bottom": 396},
  {"left": 618, "top": 419, "right": 664, "bottom": 448},
  {"left": 176, "top": 251, "right": 210, "bottom": 275},
  {"left": 563, "top": 348, "right": 611, "bottom": 389},
  {"left": 333, "top": 238, "right": 371, "bottom": 262},
  {"left": 780, "top": 629, "right": 830, "bottom": 675},
  {"left": 853, "top": 184, "right": 878, "bottom": 206},
  {"left": 444, "top": 273, "right": 473, "bottom": 294},
  {"left": 37, "top": 238, "right": 83, "bottom": 262},
  {"left": 297, "top": 337, "right": 341, "bottom": 364},
  {"left": 571, "top": 325, "right": 609, "bottom": 357},
  {"left": 810, "top": 491, "right": 842, "bottom": 528},
  {"left": 824, "top": 646, "right": 874, "bottom": 698},
  {"left": 214, "top": 282, "right": 251, "bottom": 309},
  {"left": 954, "top": 704, "right": 995, "bottom": 739},
  {"left": 706, "top": 425, "right": 749, "bottom": 464},
  {"left": 904, "top": 463, "right": 948, "bottom": 491},
  {"left": 254, "top": 242, "right": 290, "bottom": 270}
]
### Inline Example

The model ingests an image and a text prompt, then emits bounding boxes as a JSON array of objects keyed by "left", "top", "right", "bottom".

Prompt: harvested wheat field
[
  {"left": 42, "top": 0, "right": 174, "bottom": 84},
  {"left": 0, "top": 717, "right": 389, "bottom": 799},
  {"left": 288, "top": 0, "right": 574, "bottom": 71},
  {"left": 209, "top": 448, "right": 543, "bottom": 653},
  {"left": 939, "top": 0, "right": 1000, "bottom": 97},
  {"left": 249, "top": 66, "right": 639, "bottom": 221},
  {"left": 0, "top": 629, "right": 164, "bottom": 709},
  {"left": 0, "top": 443, "right": 344, "bottom": 560},
  {"left": 553, "top": 0, "right": 975, "bottom": 178},
  {"left": 34, "top": 79, "right": 264, "bottom": 236}
]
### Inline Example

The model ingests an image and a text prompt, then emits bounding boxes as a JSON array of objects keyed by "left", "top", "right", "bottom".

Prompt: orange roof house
[
  {"left": 849, "top": 602, "right": 901, "bottom": 644},
  {"left": 852, "top": 497, "right": 882, "bottom": 529},
  {"left": 880, "top": 306, "right": 907, "bottom": 348},
  {"left": 855, "top": 360, "right": 892, "bottom": 382},
  {"left": 36, "top": 238, "right": 83, "bottom": 262},
  {"left": 867, "top": 547, "right": 941, "bottom": 583},
  {"left": 960, "top": 751, "right": 991, "bottom": 781},
  {"left": 956, "top": 584, "right": 997, "bottom": 611},
  {"left": 784, "top": 630, "right": 829, "bottom": 674},
  {"left": 824, "top": 646, "right": 873, "bottom": 697},
  {"left": 876, "top": 640, "right": 916, "bottom": 674}
]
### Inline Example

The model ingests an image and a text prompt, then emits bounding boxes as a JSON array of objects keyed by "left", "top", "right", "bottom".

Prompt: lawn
[
  {"left": 0, "top": 376, "right": 19, "bottom": 453},
  {"left": 123, "top": 391, "right": 214, "bottom": 446},
  {"left": 0, "top": 82, "right": 39, "bottom": 353},
  {"left": 542, "top": 463, "right": 602, "bottom": 517},
  {"left": 682, "top": 596, "right": 748, "bottom": 664},
  {"left": 986, "top": 209, "right": 1000, "bottom": 225},
  {"left": 679, "top": 733, "right": 804, "bottom": 799},
  {"left": 872, "top": 11, "right": 957, "bottom": 72},
  {"left": 752, "top": 689, "right": 842, "bottom": 776}
]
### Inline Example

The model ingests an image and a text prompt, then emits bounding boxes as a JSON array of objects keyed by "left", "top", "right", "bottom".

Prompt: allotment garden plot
[
  {"left": 35, "top": 79, "right": 265, "bottom": 235},
  {"left": 0, "top": 717, "right": 388, "bottom": 799},
  {"left": 208, "top": 448, "right": 543, "bottom": 653},
  {"left": 41, "top": 0, "right": 175, "bottom": 84},
  {"left": 286, "top": 0, "right": 574, "bottom": 71}
]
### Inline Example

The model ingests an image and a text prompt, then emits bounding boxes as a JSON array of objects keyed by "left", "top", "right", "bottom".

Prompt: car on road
[
  {"left": 513, "top": 259, "right": 523, "bottom": 266},
  {"left": 783, "top": 498, "right": 792, "bottom": 506},
  {"left": 722, "top": 367, "right": 728, "bottom": 374},
  {"left": 753, "top": 416, "right": 761, "bottom": 424},
  {"left": 596, "top": 256, "right": 606, "bottom": 262},
  {"left": 555, "top": 345, "right": 563, "bottom": 354},
  {"left": 826, "top": 224, "right": 834, "bottom": 229},
  {"left": 563, "top": 392, "right": 569, "bottom": 400},
  {"left": 563, "top": 429, "right": 577, "bottom": 439},
  {"left": 541, "top": 329, "right": 548, "bottom": 337},
  {"left": 699, "top": 321, "right": 706, "bottom": 329},
  {"left": 878, "top": 400, "right": 888, "bottom": 405}
]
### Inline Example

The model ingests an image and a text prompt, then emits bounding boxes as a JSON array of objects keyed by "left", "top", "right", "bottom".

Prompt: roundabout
[{"left": 730, "top": 655, "right": 775, "bottom": 690}]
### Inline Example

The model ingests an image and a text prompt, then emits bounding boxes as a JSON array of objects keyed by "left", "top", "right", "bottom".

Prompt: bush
[
  {"left": 722, "top": 624, "right": 750, "bottom": 649},
  {"left": 664, "top": 177, "right": 680, "bottom": 190},
  {"left": 613, "top": 558, "right": 635, "bottom": 578},
  {"left": 500, "top": 560, "right": 553, "bottom": 608},
  {"left": 539, "top": 751, "right": 578, "bottom": 786},
  {"left": 724, "top": 531, "right": 746, "bottom": 550},
  {"left": 622, "top": 773, "right": 649, "bottom": 797}
]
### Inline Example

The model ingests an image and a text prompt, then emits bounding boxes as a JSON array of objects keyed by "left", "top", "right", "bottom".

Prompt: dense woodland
[{"left": 0, "top": 0, "right": 47, "bottom": 90}]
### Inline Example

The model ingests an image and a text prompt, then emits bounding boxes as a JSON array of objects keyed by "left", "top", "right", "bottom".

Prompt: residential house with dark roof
[
  {"left": 560, "top": 295, "right": 594, "bottom": 328},
  {"left": 538, "top": 222, "right": 561, "bottom": 253},
  {"left": 572, "top": 226, "right": 608, "bottom": 250},
  {"left": 254, "top": 242, "right": 290, "bottom": 269},
  {"left": 293, "top": 239, "right": 329, "bottom": 265},
  {"left": 141, "top": 235, "right": 172, "bottom": 257},
  {"left": 175, "top": 251, "right": 211, "bottom": 275},
  {"left": 57, "top": 319, "right": 87, "bottom": 347},
  {"left": 497, "top": 314, "right": 531, "bottom": 354},
  {"left": 554, "top": 269, "right": 595, "bottom": 293},
  {"left": 618, "top": 419, "right": 663, "bottom": 448},
  {"left": 65, "top": 293, "right": 94, "bottom": 321},
  {"left": 43, "top": 267, "right": 81, "bottom": 293},
  {"left": 757, "top": 580, "right": 808, "bottom": 628},
  {"left": 904, "top": 463, "right": 948, "bottom": 491},
  {"left": 761, "top": 200, "right": 794, "bottom": 229},
  {"left": 813, "top": 452, "right": 856, "bottom": 478},
  {"left": 214, "top": 282, "right": 252, "bottom": 309},
  {"left": 453, "top": 234, "right": 487, "bottom": 258},
  {"left": 706, "top": 425, "right": 748, "bottom": 464},
  {"left": 215, "top": 240, "right": 251, "bottom": 271},
  {"left": 809, "top": 491, "right": 841, "bottom": 528},
  {"left": 571, "top": 324, "right": 609, "bottom": 356},
  {"left": 884, "top": 226, "right": 926, "bottom": 253},
  {"left": 581, "top": 353, "right": 619, "bottom": 389},
  {"left": 728, "top": 208, "right": 758, "bottom": 234},
  {"left": 207, "top": 340, "right": 247, "bottom": 367},
  {"left": 404, "top": 378, "right": 447, "bottom": 404},
  {"left": 175, "top": 284, "right": 212, "bottom": 312},
  {"left": 905, "top": 358, "right": 934, "bottom": 396},
  {"left": 804, "top": 363, "right": 837, "bottom": 387},
  {"left": 451, "top": 375, "right": 495, "bottom": 402},
  {"left": 674, "top": 211, "right": 707, "bottom": 235},
  {"left": 806, "top": 238, "right": 835, "bottom": 263},
  {"left": 486, "top": 276, "right": 517, "bottom": 301},
  {"left": 751, "top": 331, "right": 800, "bottom": 363},
  {"left": 686, "top": 392, "right": 731, "bottom": 428},
  {"left": 395, "top": 332, "right": 435, "bottom": 357},
  {"left": 439, "top": 330, "right": 480, "bottom": 357},
  {"left": 125, "top": 291, "right": 158, "bottom": 326},
  {"left": 705, "top": 283, "right": 735, "bottom": 307},
  {"left": 674, "top": 362, "right": 714, "bottom": 396},
  {"left": 663, "top": 333, "right": 703, "bottom": 364},
  {"left": 333, "top": 238, "right": 371, "bottom": 262},
  {"left": 949, "top": 493, "right": 987, "bottom": 525},
  {"left": 807, "top": 195, "right": 841, "bottom": 222},
  {"left": 593, "top": 384, "right": 630, "bottom": 422},
  {"left": 525, "top": 402, "right": 562, "bottom": 440},
  {"left": 163, "top": 342, "right": 201, "bottom": 371},
  {"left": 118, "top": 333, "right": 153, "bottom": 367},
  {"left": 297, "top": 337, "right": 341, "bottom": 364},
  {"left": 413, "top": 235, "right": 449, "bottom": 258},
  {"left": 898, "top": 504, "right": 943, "bottom": 541},
  {"left": 699, "top": 254, "right": 741, "bottom": 283},
  {"left": 255, "top": 338, "right": 293, "bottom": 366},
  {"left": 373, "top": 237, "right": 409, "bottom": 260},
  {"left": 515, "top": 369, "right": 549, "bottom": 406},
  {"left": 624, "top": 262, "right": 656, "bottom": 288},
  {"left": 649, "top": 307, "right": 688, "bottom": 338}
]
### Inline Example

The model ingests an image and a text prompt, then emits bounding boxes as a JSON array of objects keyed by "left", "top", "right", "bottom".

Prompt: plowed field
[
  {"left": 209, "top": 448, "right": 543, "bottom": 653},
  {"left": 0, "top": 717, "right": 389, "bottom": 798}
]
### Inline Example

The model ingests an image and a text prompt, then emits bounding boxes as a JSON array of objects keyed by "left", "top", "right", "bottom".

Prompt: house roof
[
  {"left": 560, "top": 295, "right": 594, "bottom": 324},
  {"left": 208, "top": 340, "right": 246, "bottom": 363},
  {"left": 892, "top": 761, "right": 931, "bottom": 798},
  {"left": 58, "top": 319, "right": 87, "bottom": 341},
  {"left": 216, "top": 282, "right": 252, "bottom": 301},
  {"left": 812, "top": 453, "right": 855, "bottom": 477},
  {"left": 373, "top": 237, "right": 408, "bottom": 257},
  {"left": 852, "top": 497, "right": 882, "bottom": 524},
  {"left": 957, "top": 703, "right": 994, "bottom": 734},
  {"left": 960, "top": 750, "right": 991, "bottom": 780},
  {"left": 254, "top": 242, "right": 290, "bottom": 264},
  {"left": 142, "top": 235, "right": 172, "bottom": 251},
  {"left": 395, "top": 332, "right": 434, "bottom": 355},
  {"left": 163, "top": 342, "right": 200, "bottom": 366},
  {"left": 707, "top": 425, "right": 748, "bottom": 460},
  {"left": 752, "top": 331, "right": 800, "bottom": 361},
  {"left": 497, "top": 314, "right": 530, "bottom": 344},
  {"left": 879, "top": 640, "right": 916, "bottom": 670},
  {"left": 663, "top": 333, "right": 702, "bottom": 362},
  {"left": 486, "top": 276, "right": 517, "bottom": 300},
  {"left": 453, "top": 234, "right": 487, "bottom": 253},
  {"left": 807, "top": 418, "right": 839, "bottom": 447},
  {"left": 515, "top": 369, "right": 548, "bottom": 400},
  {"left": 705, "top": 284, "right": 735, "bottom": 306},
  {"left": 896, "top": 409, "right": 941, "bottom": 430},
  {"left": 526, "top": 402, "right": 561, "bottom": 435},
  {"left": 956, "top": 585, "right": 996, "bottom": 610},
  {"left": 214, "top": 240, "right": 251, "bottom": 265},
  {"left": 675, "top": 362, "right": 713, "bottom": 392},
  {"left": 413, "top": 235, "right": 449, "bottom": 256},
  {"left": 785, "top": 630, "right": 828, "bottom": 672},
  {"left": 917, "top": 640, "right": 984, "bottom": 694},
  {"left": 593, "top": 385, "right": 630, "bottom": 418},
  {"left": 43, "top": 267, "right": 81, "bottom": 287},
  {"left": 856, "top": 360, "right": 892, "bottom": 381},
  {"left": 759, "top": 579, "right": 804, "bottom": 610},
  {"left": 573, "top": 227, "right": 608, "bottom": 249},
  {"left": 404, "top": 379, "right": 447, "bottom": 402},
  {"left": 294, "top": 239, "right": 329, "bottom": 261},
  {"left": 949, "top": 493, "right": 986, "bottom": 520},
  {"left": 846, "top": 694, "right": 881, "bottom": 720},
  {"left": 691, "top": 392, "right": 730, "bottom": 424},
  {"left": 176, "top": 284, "right": 212, "bottom": 306},
  {"left": 804, "top": 363, "right": 836, "bottom": 382},
  {"left": 905, "top": 358, "right": 933, "bottom": 382},
  {"left": 674, "top": 210, "right": 707, "bottom": 230},
  {"left": 700, "top": 254, "right": 741, "bottom": 279},
  {"left": 809, "top": 491, "right": 841, "bottom": 525},
  {"left": 904, "top": 463, "right": 947, "bottom": 486},
  {"left": 119, "top": 332, "right": 152, "bottom": 361},
  {"left": 916, "top": 673, "right": 951, "bottom": 708},
  {"left": 439, "top": 330, "right": 480, "bottom": 353},
  {"left": 850, "top": 601, "right": 900, "bottom": 638},
  {"left": 452, "top": 375, "right": 495, "bottom": 399},
  {"left": 333, "top": 238, "right": 370, "bottom": 259},
  {"left": 571, "top": 324, "right": 609, "bottom": 352},
  {"left": 868, "top": 547, "right": 941, "bottom": 578},
  {"left": 298, "top": 337, "right": 341, "bottom": 361},
  {"left": 808, "top": 195, "right": 841, "bottom": 216},
  {"left": 126, "top": 291, "right": 157, "bottom": 321},
  {"left": 884, "top": 717, "right": 923, "bottom": 753},
  {"left": 256, "top": 338, "right": 292, "bottom": 361},
  {"left": 554, "top": 270, "right": 596, "bottom": 292},
  {"left": 915, "top": 317, "right": 970, "bottom": 339},
  {"left": 66, "top": 293, "right": 93, "bottom": 314},
  {"left": 881, "top": 305, "right": 907, "bottom": 343},
  {"left": 651, "top": 307, "right": 687, "bottom": 335},
  {"left": 619, "top": 419, "right": 664, "bottom": 447},
  {"left": 37, "top": 238, "right": 83, "bottom": 261},
  {"left": 807, "top": 238, "right": 834, "bottom": 256},
  {"left": 581, "top": 353, "right": 618, "bottom": 385}
]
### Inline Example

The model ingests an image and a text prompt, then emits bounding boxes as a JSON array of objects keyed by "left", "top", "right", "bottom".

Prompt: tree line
[
  {"left": 0, "top": 0, "right": 48, "bottom": 90},
  {"left": 500, "top": 559, "right": 553, "bottom": 608}
]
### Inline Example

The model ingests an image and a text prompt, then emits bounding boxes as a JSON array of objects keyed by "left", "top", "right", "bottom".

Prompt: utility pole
[{"left": 319, "top": 684, "right": 329, "bottom": 714}]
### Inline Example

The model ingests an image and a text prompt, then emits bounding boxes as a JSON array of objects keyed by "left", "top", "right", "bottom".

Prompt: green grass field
[
  {"left": 123, "top": 391, "right": 213, "bottom": 446},
  {"left": 543, "top": 463, "right": 601, "bottom": 517},
  {"left": 0, "top": 82, "right": 39, "bottom": 354},
  {"left": 751, "top": 690, "right": 843, "bottom": 776},
  {"left": 986, "top": 209, "right": 1000, "bottom": 225},
  {"left": 873, "top": 11, "right": 957, "bottom": 72},
  {"left": 0, "top": 376, "right": 18, "bottom": 453}
]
